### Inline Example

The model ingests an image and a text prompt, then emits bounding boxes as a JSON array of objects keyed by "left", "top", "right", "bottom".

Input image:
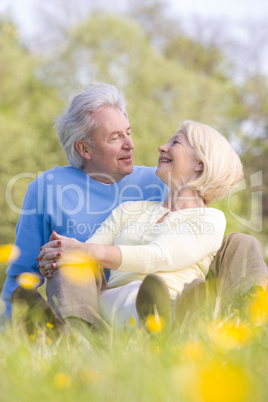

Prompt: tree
[
  {"left": 0, "top": 18, "right": 66, "bottom": 243},
  {"left": 39, "top": 12, "right": 240, "bottom": 164}
]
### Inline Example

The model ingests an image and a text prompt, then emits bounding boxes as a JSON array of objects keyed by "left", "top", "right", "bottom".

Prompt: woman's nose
[{"left": 158, "top": 143, "right": 168, "bottom": 153}]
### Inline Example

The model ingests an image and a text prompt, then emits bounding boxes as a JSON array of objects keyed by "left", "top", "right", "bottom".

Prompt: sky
[
  {"left": 171, "top": 0, "right": 268, "bottom": 20},
  {"left": 1, "top": 0, "right": 268, "bottom": 38}
]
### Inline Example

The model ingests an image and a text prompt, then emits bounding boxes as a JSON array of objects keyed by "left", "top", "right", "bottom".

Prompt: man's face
[{"left": 84, "top": 106, "right": 134, "bottom": 183}]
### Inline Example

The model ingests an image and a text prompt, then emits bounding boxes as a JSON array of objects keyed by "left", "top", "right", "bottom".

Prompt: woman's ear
[
  {"left": 195, "top": 161, "right": 204, "bottom": 173},
  {"left": 75, "top": 140, "right": 91, "bottom": 160}
]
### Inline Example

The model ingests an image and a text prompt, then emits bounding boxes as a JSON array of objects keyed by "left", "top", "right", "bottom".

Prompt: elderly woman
[{"left": 37, "top": 120, "right": 243, "bottom": 329}]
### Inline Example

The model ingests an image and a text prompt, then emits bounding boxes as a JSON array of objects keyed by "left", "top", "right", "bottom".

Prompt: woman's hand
[
  {"left": 37, "top": 231, "right": 122, "bottom": 279},
  {"left": 37, "top": 231, "right": 82, "bottom": 277}
]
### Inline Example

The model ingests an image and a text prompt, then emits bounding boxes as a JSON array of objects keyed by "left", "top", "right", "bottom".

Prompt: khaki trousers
[
  {"left": 208, "top": 233, "right": 268, "bottom": 304},
  {"left": 46, "top": 267, "right": 107, "bottom": 326},
  {"left": 46, "top": 233, "right": 268, "bottom": 324}
]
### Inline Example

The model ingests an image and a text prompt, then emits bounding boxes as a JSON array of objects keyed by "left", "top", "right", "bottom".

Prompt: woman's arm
[
  {"left": 38, "top": 210, "right": 225, "bottom": 276},
  {"left": 37, "top": 200, "right": 128, "bottom": 276},
  {"left": 116, "top": 211, "right": 226, "bottom": 274},
  {"left": 37, "top": 232, "right": 122, "bottom": 275}
]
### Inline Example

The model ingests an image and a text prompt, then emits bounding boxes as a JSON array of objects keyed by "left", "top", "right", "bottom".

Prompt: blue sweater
[{"left": 1, "top": 165, "right": 167, "bottom": 320}]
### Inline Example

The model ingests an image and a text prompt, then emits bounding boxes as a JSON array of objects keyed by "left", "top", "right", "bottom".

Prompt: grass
[
  {"left": 1, "top": 245, "right": 268, "bottom": 401},
  {"left": 1, "top": 291, "right": 268, "bottom": 402}
]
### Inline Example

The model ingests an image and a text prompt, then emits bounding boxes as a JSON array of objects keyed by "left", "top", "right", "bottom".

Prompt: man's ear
[
  {"left": 194, "top": 161, "right": 204, "bottom": 173},
  {"left": 75, "top": 140, "right": 91, "bottom": 160}
]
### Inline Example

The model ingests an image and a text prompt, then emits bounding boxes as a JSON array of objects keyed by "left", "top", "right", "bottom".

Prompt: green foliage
[
  {"left": 0, "top": 19, "right": 66, "bottom": 243},
  {"left": 40, "top": 13, "right": 242, "bottom": 166},
  {"left": 0, "top": 7, "right": 267, "bottom": 251}
]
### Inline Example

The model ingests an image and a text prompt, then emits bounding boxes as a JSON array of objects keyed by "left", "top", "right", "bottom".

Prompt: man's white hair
[{"left": 55, "top": 82, "right": 128, "bottom": 169}]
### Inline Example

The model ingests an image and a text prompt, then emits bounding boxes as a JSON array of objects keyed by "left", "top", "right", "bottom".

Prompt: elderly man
[
  {"left": 2, "top": 82, "right": 268, "bottom": 329},
  {"left": 1, "top": 83, "right": 166, "bottom": 324}
]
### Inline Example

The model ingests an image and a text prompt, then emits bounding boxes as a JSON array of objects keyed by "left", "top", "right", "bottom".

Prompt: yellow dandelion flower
[
  {"left": 129, "top": 317, "right": 136, "bottom": 327},
  {"left": 60, "top": 251, "right": 99, "bottom": 285},
  {"left": 145, "top": 314, "right": 165, "bottom": 333},
  {"left": 180, "top": 340, "right": 204, "bottom": 361},
  {"left": 54, "top": 373, "right": 71, "bottom": 389},
  {"left": 29, "top": 334, "right": 35, "bottom": 340},
  {"left": 17, "top": 272, "right": 42, "bottom": 289},
  {"left": 46, "top": 322, "right": 54, "bottom": 329},
  {"left": 197, "top": 359, "right": 250, "bottom": 402},
  {"left": 247, "top": 288, "right": 268, "bottom": 325},
  {"left": 207, "top": 319, "right": 252, "bottom": 350},
  {"left": 0, "top": 244, "right": 20, "bottom": 263}
]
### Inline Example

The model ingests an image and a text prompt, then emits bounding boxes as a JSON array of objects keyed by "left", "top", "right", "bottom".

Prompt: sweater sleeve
[
  {"left": 1, "top": 177, "right": 45, "bottom": 322},
  {"left": 117, "top": 211, "right": 226, "bottom": 274}
]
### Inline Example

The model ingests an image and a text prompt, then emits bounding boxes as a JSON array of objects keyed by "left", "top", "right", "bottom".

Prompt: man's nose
[{"left": 123, "top": 136, "right": 135, "bottom": 150}]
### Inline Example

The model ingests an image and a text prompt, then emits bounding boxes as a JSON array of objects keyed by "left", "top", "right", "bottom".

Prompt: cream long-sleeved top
[{"left": 86, "top": 201, "right": 226, "bottom": 298}]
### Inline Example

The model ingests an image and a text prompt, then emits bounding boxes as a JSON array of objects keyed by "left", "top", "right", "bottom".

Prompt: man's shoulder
[
  {"left": 121, "top": 166, "right": 167, "bottom": 202},
  {"left": 25, "top": 166, "right": 82, "bottom": 194},
  {"left": 36, "top": 165, "right": 83, "bottom": 183},
  {"left": 41, "top": 165, "right": 80, "bottom": 178}
]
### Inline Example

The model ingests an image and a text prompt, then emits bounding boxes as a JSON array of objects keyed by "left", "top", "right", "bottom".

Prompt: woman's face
[{"left": 155, "top": 130, "right": 203, "bottom": 187}]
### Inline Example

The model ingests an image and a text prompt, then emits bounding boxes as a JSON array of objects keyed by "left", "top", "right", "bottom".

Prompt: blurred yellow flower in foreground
[
  {"left": 129, "top": 317, "right": 136, "bottom": 327},
  {"left": 54, "top": 373, "right": 71, "bottom": 389},
  {"left": 0, "top": 244, "right": 20, "bottom": 263},
  {"left": 60, "top": 251, "right": 99, "bottom": 285},
  {"left": 145, "top": 314, "right": 165, "bottom": 333},
  {"left": 247, "top": 288, "right": 268, "bottom": 325},
  {"left": 197, "top": 359, "right": 251, "bottom": 402},
  {"left": 207, "top": 319, "right": 252, "bottom": 350},
  {"left": 17, "top": 272, "right": 42, "bottom": 289}
]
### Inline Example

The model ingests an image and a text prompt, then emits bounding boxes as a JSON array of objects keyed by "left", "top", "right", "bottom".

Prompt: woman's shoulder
[
  {"left": 179, "top": 207, "right": 226, "bottom": 231},
  {"left": 204, "top": 207, "right": 225, "bottom": 216}
]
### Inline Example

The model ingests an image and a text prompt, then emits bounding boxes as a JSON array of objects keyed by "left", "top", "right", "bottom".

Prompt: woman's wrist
[{"left": 84, "top": 243, "right": 121, "bottom": 270}]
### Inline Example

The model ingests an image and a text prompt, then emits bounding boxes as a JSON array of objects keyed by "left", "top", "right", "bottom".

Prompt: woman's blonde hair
[{"left": 181, "top": 120, "right": 243, "bottom": 205}]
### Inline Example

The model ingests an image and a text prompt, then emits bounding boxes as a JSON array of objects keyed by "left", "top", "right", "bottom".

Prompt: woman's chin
[
  {"left": 155, "top": 168, "right": 167, "bottom": 184},
  {"left": 155, "top": 167, "right": 162, "bottom": 178}
]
